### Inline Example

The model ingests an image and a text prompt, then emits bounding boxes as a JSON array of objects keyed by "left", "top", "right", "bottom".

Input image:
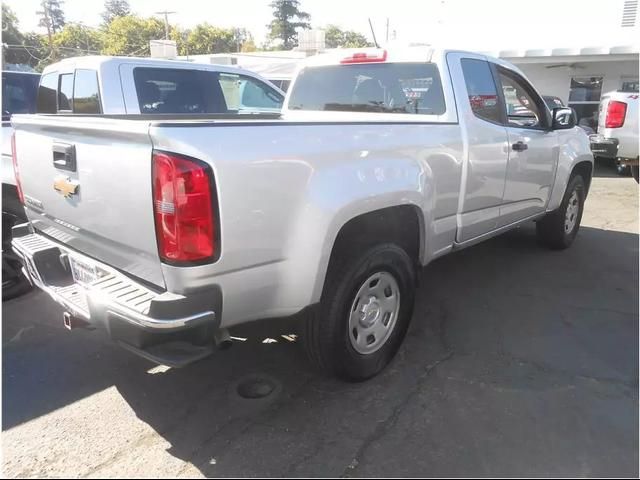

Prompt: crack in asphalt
[{"left": 340, "top": 350, "right": 455, "bottom": 478}]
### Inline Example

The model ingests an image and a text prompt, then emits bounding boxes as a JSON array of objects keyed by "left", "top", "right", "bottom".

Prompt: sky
[{"left": 3, "top": 0, "right": 637, "bottom": 50}]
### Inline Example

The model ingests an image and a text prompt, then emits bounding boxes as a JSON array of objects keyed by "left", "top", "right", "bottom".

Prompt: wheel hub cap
[
  {"left": 359, "top": 297, "right": 381, "bottom": 328},
  {"left": 564, "top": 189, "right": 580, "bottom": 234},
  {"left": 348, "top": 271, "right": 401, "bottom": 355}
]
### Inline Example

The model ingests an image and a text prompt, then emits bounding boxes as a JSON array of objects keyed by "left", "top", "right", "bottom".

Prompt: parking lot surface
[{"left": 2, "top": 165, "right": 638, "bottom": 478}]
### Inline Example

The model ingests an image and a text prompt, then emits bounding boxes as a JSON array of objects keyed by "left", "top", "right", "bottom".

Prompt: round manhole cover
[{"left": 234, "top": 374, "right": 280, "bottom": 400}]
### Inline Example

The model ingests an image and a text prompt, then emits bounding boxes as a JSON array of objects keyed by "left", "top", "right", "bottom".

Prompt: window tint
[
  {"left": 498, "top": 69, "right": 544, "bottom": 128},
  {"left": 73, "top": 69, "right": 101, "bottom": 114},
  {"left": 288, "top": 63, "right": 446, "bottom": 115},
  {"left": 2, "top": 72, "right": 40, "bottom": 121},
  {"left": 133, "top": 67, "right": 229, "bottom": 114},
  {"left": 218, "top": 73, "right": 283, "bottom": 112},
  {"left": 460, "top": 58, "right": 502, "bottom": 123},
  {"left": 37, "top": 72, "right": 58, "bottom": 113},
  {"left": 58, "top": 73, "right": 74, "bottom": 111}
]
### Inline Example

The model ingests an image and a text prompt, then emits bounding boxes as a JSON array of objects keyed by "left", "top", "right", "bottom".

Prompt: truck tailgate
[{"left": 12, "top": 115, "right": 164, "bottom": 288}]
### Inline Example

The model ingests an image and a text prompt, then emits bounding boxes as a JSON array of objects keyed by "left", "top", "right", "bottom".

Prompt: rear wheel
[
  {"left": 536, "top": 174, "right": 586, "bottom": 250},
  {"left": 2, "top": 186, "right": 32, "bottom": 301},
  {"left": 616, "top": 162, "right": 630, "bottom": 176},
  {"left": 302, "top": 244, "right": 416, "bottom": 381}
]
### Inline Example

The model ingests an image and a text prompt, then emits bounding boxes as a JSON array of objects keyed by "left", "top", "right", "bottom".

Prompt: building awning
[{"left": 481, "top": 44, "right": 639, "bottom": 63}]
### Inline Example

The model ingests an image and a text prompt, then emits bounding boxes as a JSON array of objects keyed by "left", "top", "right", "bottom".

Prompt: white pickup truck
[
  {"left": 11, "top": 47, "right": 593, "bottom": 381},
  {"left": 590, "top": 89, "right": 639, "bottom": 181}
]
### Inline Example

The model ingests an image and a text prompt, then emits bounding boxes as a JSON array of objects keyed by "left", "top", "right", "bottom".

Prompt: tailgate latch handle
[{"left": 53, "top": 143, "right": 76, "bottom": 172}]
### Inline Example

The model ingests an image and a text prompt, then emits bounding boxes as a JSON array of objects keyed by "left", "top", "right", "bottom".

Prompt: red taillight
[
  {"left": 340, "top": 50, "right": 387, "bottom": 64},
  {"left": 11, "top": 132, "right": 24, "bottom": 204},
  {"left": 605, "top": 100, "right": 627, "bottom": 128},
  {"left": 152, "top": 150, "right": 216, "bottom": 264}
]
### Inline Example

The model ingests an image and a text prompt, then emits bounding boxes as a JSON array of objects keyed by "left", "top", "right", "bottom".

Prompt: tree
[
  {"left": 102, "top": 15, "right": 165, "bottom": 56},
  {"left": 37, "top": 0, "right": 66, "bottom": 35},
  {"left": 53, "top": 23, "right": 103, "bottom": 55},
  {"left": 102, "top": 0, "right": 130, "bottom": 25},
  {"left": 2, "top": 5, "right": 47, "bottom": 69},
  {"left": 2, "top": 5, "right": 24, "bottom": 65},
  {"left": 266, "top": 0, "right": 310, "bottom": 50},
  {"left": 182, "top": 24, "right": 237, "bottom": 55},
  {"left": 324, "top": 25, "right": 372, "bottom": 49},
  {"left": 241, "top": 38, "right": 257, "bottom": 53}
]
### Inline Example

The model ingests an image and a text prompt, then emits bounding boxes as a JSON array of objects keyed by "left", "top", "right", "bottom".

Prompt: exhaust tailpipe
[
  {"left": 213, "top": 328, "right": 232, "bottom": 350},
  {"left": 63, "top": 311, "right": 90, "bottom": 330}
]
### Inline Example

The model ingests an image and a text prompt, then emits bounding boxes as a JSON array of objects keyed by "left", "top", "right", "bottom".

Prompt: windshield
[
  {"left": 2, "top": 72, "right": 40, "bottom": 122},
  {"left": 288, "top": 62, "right": 446, "bottom": 115}
]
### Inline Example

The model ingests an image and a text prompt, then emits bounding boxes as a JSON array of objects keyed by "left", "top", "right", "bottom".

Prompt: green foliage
[
  {"left": 2, "top": 5, "right": 47, "bottom": 69},
  {"left": 180, "top": 23, "right": 237, "bottom": 55},
  {"left": 101, "top": 15, "right": 165, "bottom": 56},
  {"left": 241, "top": 38, "right": 257, "bottom": 53},
  {"left": 52, "top": 23, "right": 103, "bottom": 55},
  {"left": 38, "top": 0, "right": 66, "bottom": 34},
  {"left": 324, "top": 25, "right": 372, "bottom": 49},
  {"left": 102, "top": 0, "right": 130, "bottom": 25},
  {"left": 266, "top": 0, "right": 310, "bottom": 50}
]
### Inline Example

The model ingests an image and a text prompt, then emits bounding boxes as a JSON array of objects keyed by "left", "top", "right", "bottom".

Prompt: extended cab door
[
  {"left": 493, "top": 65, "right": 558, "bottom": 226},
  {"left": 448, "top": 53, "right": 510, "bottom": 242}
]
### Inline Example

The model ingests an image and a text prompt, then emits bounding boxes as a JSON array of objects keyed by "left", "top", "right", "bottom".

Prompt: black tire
[
  {"left": 616, "top": 163, "right": 630, "bottom": 176},
  {"left": 536, "top": 174, "right": 586, "bottom": 250},
  {"left": 2, "top": 189, "right": 32, "bottom": 301},
  {"left": 632, "top": 166, "right": 639, "bottom": 183},
  {"left": 302, "top": 244, "right": 416, "bottom": 381}
]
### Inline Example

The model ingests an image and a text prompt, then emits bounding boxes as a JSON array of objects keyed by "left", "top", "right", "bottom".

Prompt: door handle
[
  {"left": 512, "top": 141, "right": 528, "bottom": 152},
  {"left": 52, "top": 143, "right": 76, "bottom": 172}
]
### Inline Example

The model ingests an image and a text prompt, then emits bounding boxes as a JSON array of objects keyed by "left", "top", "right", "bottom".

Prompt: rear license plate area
[{"left": 69, "top": 256, "right": 100, "bottom": 286}]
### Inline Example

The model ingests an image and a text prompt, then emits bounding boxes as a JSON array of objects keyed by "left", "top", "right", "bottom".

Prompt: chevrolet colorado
[{"left": 11, "top": 47, "right": 593, "bottom": 380}]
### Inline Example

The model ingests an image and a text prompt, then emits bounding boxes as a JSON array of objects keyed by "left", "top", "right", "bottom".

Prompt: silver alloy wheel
[
  {"left": 564, "top": 189, "right": 580, "bottom": 234},
  {"left": 348, "top": 271, "right": 401, "bottom": 355}
]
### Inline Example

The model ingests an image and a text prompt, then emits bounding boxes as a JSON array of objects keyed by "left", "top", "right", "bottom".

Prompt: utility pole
[
  {"left": 385, "top": 18, "right": 389, "bottom": 43},
  {"left": 155, "top": 10, "right": 176, "bottom": 40}
]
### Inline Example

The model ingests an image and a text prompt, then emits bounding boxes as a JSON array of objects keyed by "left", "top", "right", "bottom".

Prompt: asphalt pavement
[{"left": 2, "top": 163, "right": 638, "bottom": 477}]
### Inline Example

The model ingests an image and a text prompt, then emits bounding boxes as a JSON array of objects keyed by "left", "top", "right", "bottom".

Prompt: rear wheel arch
[{"left": 322, "top": 204, "right": 423, "bottom": 298}]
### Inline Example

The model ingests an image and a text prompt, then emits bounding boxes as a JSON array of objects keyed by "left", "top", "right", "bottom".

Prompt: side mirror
[{"left": 552, "top": 107, "right": 576, "bottom": 130}]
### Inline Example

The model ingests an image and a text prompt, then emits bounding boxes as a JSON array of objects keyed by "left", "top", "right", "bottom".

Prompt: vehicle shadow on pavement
[{"left": 2, "top": 224, "right": 638, "bottom": 477}]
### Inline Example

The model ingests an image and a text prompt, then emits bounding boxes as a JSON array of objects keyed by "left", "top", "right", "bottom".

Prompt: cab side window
[
  {"left": 58, "top": 73, "right": 74, "bottom": 112},
  {"left": 73, "top": 69, "right": 101, "bottom": 114},
  {"left": 497, "top": 68, "right": 546, "bottom": 129},
  {"left": 37, "top": 72, "right": 58, "bottom": 113},
  {"left": 218, "top": 73, "right": 283, "bottom": 112},
  {"left": 461, "top": 58, "right": 503, "bottom": 124}
]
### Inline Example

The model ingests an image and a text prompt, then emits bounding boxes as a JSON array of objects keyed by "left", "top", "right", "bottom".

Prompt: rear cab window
[
  {"left": 133, "top": 67, "right": 225, "bottom": 114},
  {"left": 288, "top": 62, "right": 446, "bottom": 115}
]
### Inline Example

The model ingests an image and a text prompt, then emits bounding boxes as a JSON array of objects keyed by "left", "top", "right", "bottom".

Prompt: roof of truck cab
[
  {"left": 40, "top": 55, "right": 271, "bottom": 78},
  {"left": 298, "top": 46, "right": 526, "bottom": 77}
]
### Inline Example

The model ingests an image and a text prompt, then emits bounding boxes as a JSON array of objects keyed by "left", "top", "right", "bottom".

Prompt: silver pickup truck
[{"left": 11, "top": 47, "right": 593, "bottom": 381}]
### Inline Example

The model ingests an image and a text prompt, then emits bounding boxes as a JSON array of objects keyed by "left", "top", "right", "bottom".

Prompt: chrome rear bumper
[{"left": 11, "top": 225, "right": 221, "bottom": 366}]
